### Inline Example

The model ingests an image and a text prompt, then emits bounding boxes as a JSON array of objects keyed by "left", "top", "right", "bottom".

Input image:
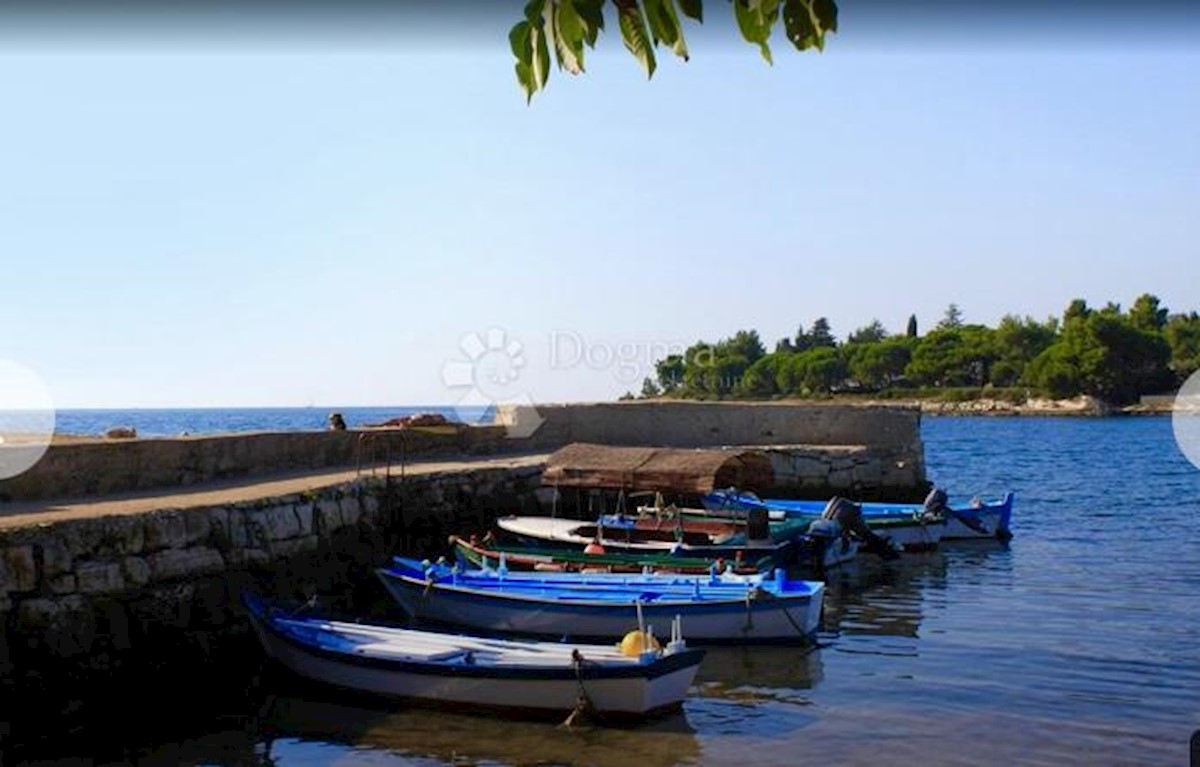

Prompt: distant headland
[{"left": 628, "top": 294, "right": 1199, "bottom": 414}]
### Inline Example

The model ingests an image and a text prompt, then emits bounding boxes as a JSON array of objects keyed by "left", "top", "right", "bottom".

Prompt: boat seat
[{"left": 355, "top": 643, "right": 470, "bottom": 663}]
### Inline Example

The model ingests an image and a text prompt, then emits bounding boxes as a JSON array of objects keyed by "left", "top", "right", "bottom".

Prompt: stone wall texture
[
  {"left": 0, "top": 426, "right": 509, "bottom": 503},
  {"left": 0, "top": 464, "right": 543, "bottom": 680}
]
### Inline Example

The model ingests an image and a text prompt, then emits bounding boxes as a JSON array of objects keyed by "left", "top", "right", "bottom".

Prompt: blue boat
[
  {"left": 376, "top": 557, "right": 825, "bottom": 644},
  {"left": 242, "top": 592, "right": 704, "bottom": 718},
  {"left": 702, "top": 489, "right": 1015, "bottom": 542}
]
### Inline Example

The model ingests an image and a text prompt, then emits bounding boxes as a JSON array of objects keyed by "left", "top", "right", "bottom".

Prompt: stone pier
[
  {"left": 0, "top": 400, "right": 929, "bottom": 735},
  {"left": 0, "top": 453, "right": 545, "bottom": 741}
]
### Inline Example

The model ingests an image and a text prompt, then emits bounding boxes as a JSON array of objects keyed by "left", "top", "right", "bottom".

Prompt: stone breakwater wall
[
  {"left": 0, "top": 464, "right": 543, "bottom": 695},
  {"left": 0, "top": 426, "right": 509, "bottom": 503},
  {"left": 1, "top": 402, "right": 927, "bottom": 504},
  {"left": 762, "top": 445, "right": 925, "bottom": 501}
]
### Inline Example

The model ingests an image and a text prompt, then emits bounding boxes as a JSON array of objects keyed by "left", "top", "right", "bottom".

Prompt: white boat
[
  {"left": 492, "top": 515, "right": 802, "bottom": 566},
  {"left": 376, "top": 558, "right": 825, "bottom": 644},
  {"left": 243, "top": 593, "right": 704, "bottom": 718}
]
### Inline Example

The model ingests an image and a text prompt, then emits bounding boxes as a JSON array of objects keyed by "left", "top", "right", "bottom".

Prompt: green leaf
[
  {"left": 645, "top": 0, "right": 689, "bottom": 60},
  {"left": 524, "top": 0, "right": 546, "bottom": 24},
  {"left": 678, "top": 0, "right": 703, "bottom": 23},
  {"left": 532, "top": 16, "right": 551, "bottom": 90},
  {"left": 552, "top": 0, "right": 586, "bottom": 74},
  {"left": 812, "top": 0, "right": 837, "bottom": 34},
  {"left": 783, "top": 0, "right": 835, "bottom": 51},
  {"left": 509, "top": 20, "right": 536, "bottom": 101},
  {"left": 618, "top": 2, "right": 657, "bottom": 79},
  {"left": 574, "top": 0, "right": 606, "bottom": 46},
  {"left": 782, "top": 0, "right": 817, "bottom": 51},
  {"left": 734, "top": 0, "right": 778, "bottom": 65}
]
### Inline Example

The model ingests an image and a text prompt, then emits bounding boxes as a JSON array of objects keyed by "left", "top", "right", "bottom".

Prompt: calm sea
[
  {"left": 53, "top": 406, "right": 496, "bottom": 437},
  {"left": 14, "top": 415, "right": 1200, "bottom": 765}
]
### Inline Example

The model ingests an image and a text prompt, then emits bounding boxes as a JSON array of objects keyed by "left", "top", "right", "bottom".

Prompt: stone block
[
  {"left": 254, "top": 505, "right": 302, "bottom": 541},
  {"left": 294, "top": 502, "right": 316, "bottom": 536},
  {"left": 828, "top": 468, "right": 855, "bottom": 490},
  {"left": 76, "top": 561, "right": 125, "bottom": 594},
  {"left": 41, "top": 539, "right": 74, "bottom": 579},
  {"left": 105, "top": 515, "right": 146, "bottom": 554},
  {"left": 183, "top": 510, "right": 212, "bottom": 545},
  {"left": 122, "top": 557, "right": 151, "bottom": 587},
  {"left": 48, "top": 574, "right": 77, "bottom": 595},
  {"left": 851, "top": 460, "right": 884, "bottom": 487},
  {"left": 17, "top": 595, "right": 86, "bottom": 629},
  {"left": 143, "top": 512, "right": 188, "bottom": 551},
  {"left": 317, "top": 499, "right": 344, "bottom": 532},
  {"left": 272, "top": 536, "right": 320, "bottom": 558},
  {"left": 227, "top": 548, "right": 271, "bottom": 568},
  {"left": 361, "top": 493, "right": 381, "bottom": 521},
  {"left": 146, "top": 547, "right": 225, "bottom": 581},
  {"left": 2, "top": 546, "right": 38, "bottom": 592},
  {"left": 226, "top": 509, "right": 251, "bottom": 548},
  {"left": 340, "top": 497, "right": 361, "bottom": 527}
]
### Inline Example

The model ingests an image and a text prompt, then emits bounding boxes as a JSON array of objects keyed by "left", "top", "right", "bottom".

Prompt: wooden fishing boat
[
  {"left": 450, "top": 535, "right": 771, "bottom": 575},
  {"left": 492, "top": 515, "right": 802, "bottom": 566},
  {"left": 702, "top": 489, "right": 1014, "bottom": 542},
  {"left": 243, "top": 592, "right": 704, "bottom": 718},
  {"left": 376, "top": 557, "right": 825, "bottom": 644}
]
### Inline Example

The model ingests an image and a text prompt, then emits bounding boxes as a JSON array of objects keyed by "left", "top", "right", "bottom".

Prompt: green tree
[
  {"left": 776, "top": 347, "right": 846, "bottom": 395},
  {"left": 640, "top": 376, "right": 661, "bottom": 397},
  {"left": 936, "top": 303, "right": 964, "bottom": 331},
  {"left": 716, "top": 329, "right": 766, "bottom": 365},
  {"left": 807, "top": 317, "right": 836, "bottom": 348},
  {"left": 847, "top": 337, "right": 912, "bottom": 389},
  {"left": 509, "top": 0, "right": 838, "bottom": 101},
  {"left": 991, "top": 314, "right": 1057, "bottom": 387},
  {"left": 906, "top": 314, "right": 918, "bottom": 339},
  {"left": 736, "top": 353, "right": 782, "bottom": 397},
  {"left": 1063, "top": 298, "right": 1091, "bottom": 325},
  {"left": 847, "top": 319, "right": 887, "bottom": 345},
  {"left": 1165, "top": 312, "right": 1200, "bottom": 380},
  {"left": 654, "top": 353, "right": 685, "bottom": 393},
  {"left": 1026, "top": 307, "right": 1172, "bottom": 404},
  {"left": 1129, "top": 293, "right": 1169, "bottom": 333}
]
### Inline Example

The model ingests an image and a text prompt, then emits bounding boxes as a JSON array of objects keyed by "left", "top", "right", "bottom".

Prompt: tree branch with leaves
[{"left": 510, "top": 0, "right": 838, "bottom": 101}]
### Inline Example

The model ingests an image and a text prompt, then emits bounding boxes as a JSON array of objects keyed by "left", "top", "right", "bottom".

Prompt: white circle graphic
[
  {"left": 0, "top": 359, "right": 56, "bottom": 481},
  {"left": 1172, "top": 369, "right": 1200, "bottom": 471}
]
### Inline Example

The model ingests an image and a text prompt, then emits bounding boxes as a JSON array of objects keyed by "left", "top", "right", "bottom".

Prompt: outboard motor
[
  {"left": 923, "top": 487, "right": 949, "bottom": 516},
  {"left": 746, "top": 508, "right": 771, "bottom": 544},
  {"left": 821, "top": 496, "right": 899, "bottom": 560}
]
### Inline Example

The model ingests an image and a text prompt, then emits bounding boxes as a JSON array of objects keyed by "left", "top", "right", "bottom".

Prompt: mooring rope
[{"left": 562, "top": 648, "right": 598, "bottom": 728}]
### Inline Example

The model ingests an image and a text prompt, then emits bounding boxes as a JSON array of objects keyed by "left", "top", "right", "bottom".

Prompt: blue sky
[{"left": 1, "top": 9, "right": 1197, "bottom": 408}]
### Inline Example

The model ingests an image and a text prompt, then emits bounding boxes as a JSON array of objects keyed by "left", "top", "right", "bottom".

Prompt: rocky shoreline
[{"left": 914, "top": 395, "right": 1175, "bottom": 417}]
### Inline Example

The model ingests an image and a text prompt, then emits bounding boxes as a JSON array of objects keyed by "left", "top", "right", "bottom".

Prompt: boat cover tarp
[{"left": 541, "top": 443, "right": 773, "bottom": 494}]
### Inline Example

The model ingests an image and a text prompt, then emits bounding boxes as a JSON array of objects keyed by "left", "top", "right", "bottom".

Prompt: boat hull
[
  {"left": 494, "top": 516, "right": 801, "bottom": 566},
  {"left": 702, "top": 492, "right": 1014, "bottom": 542},
  {"left": 245, "top": 597, "right": 703, "bottom": 717},
  {"left": 377, "top": 569, "right": 823, "bottom": 644}
]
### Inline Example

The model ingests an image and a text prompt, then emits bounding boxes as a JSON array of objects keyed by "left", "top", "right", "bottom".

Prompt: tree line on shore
[{"left": 636, "top": 295, "right": 1200, "bottom": 406}]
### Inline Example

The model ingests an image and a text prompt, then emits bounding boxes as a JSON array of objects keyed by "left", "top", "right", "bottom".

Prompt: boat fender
[
  {"left": 617, "top": 629, "right": 661, "bottom": 657},
  {"left": 584, "top": 541, "right": 606, "bottom": 555}
]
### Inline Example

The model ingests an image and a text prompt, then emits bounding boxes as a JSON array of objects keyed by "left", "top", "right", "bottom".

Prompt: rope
[
  {"left": 562, "top": 649, "right": 598, "bottom": 728},
  {"left": 750, "top": 588, "right": 815, "bottom": 640}
]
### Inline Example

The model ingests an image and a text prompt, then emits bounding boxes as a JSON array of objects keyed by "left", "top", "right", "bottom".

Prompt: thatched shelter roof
[{"left": 541, "top": 442, "right": 773, "bottom": 495}]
